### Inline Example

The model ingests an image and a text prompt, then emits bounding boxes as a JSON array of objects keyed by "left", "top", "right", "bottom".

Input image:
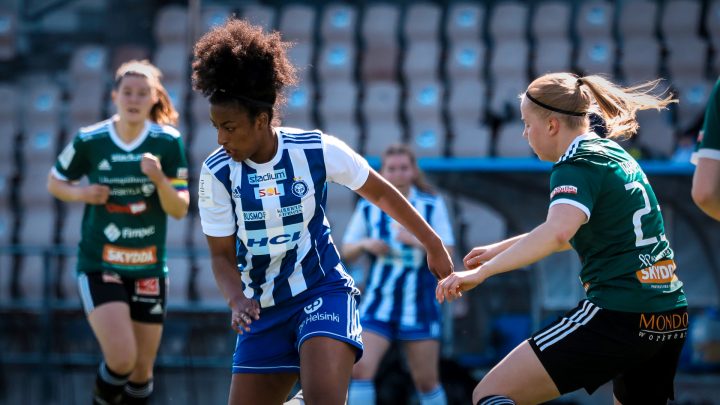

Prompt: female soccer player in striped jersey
[
  {"left": 48, "top": 60, "right": 190, "bottom": 404},
  {"left": 192, "top": 19, "right": 454, "bottom": 405},
  {"left": 343, "top": 144, "right": 454, "bottom": 405},
  {"left": 437, "top": 73, "right": 687, "bottom": 405},
  {"left": 691, "top": 77, "right": 720, "bottom": 220}
]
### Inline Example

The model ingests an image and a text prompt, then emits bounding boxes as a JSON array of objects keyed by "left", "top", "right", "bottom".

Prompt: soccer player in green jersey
[
  {"left": 691, "top": 78, "right": 720, "bottom": 220},
  {"left": 47, "top": 60, "right": 190, "bottom": 405},
  {"left": 437, "top": 73, "right": 687, "bottom": 405}
]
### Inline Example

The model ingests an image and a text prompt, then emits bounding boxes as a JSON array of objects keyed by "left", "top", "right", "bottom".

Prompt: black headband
[
  {"left": 213, "top": 88, "right": 274, "bottom": 108},
  {"left": 525, "top": 91, "right": 587, "bottom": 117}
]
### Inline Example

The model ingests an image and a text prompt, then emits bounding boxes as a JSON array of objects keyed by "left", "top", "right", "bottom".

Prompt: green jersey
[
  {"left": 549, "top": 133, "right": 686, "bottom": 313},
  {"left": 53, "top": 118, "right": 189, "bottom": 278},
  {"left": 692, "top": 78, "right": 720, "bottom": 163}
]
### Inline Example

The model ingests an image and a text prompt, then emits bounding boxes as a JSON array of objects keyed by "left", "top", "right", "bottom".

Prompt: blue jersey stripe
[
  {"left": 208, "top": 155, "right": 231, "bottom": 170},
  {"left": 363, "top": 263, "right": 394, "bottom": 316},
  {"left": 284, "top": 139, "right": 322, "bottom": 145},
  {"left": 282, "top": 131, "right": 321, "bottom": 138}
]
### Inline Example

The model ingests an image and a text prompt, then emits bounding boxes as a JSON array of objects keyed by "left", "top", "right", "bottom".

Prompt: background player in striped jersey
[
  {"left": 437, "top": 73, "right": 687, "bottom": 405},
  {"left": 47, "top": 60, "right": 190, "bottom": 405},
  {"left": 343, "top": 144, "right": 454, "bottom": 405},
  {"left": 691, "top": 77, "right": 720, "bottom": 220},
  {"left": 191, "top": 19, "right": 454, "bottom": 405}
]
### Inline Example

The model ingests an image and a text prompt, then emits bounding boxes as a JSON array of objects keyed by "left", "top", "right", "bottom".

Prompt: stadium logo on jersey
[
  {"left": 102, "top": 245, "right": 157, "bottom": 266},
  {"left": 104, "top": 223, "right": 121, "bottom": 242},
  {"left": 243, "top": 211, "right": 267, "bottom": 221},
  {"left": 291, "top": 178, "right": 309, "bottom": 198},
  {"left": 248, "top": 169, "right": 287, "bottom": 185},
  {"left": 254, "top": 184, "right": 285, "bottom": 199},
  {"left": 550, "top": 185, "right": 578, "bottom": 199},
  {"left": 304, "top": 297, "right": 323, "bottom": 314},
  {"left": 246, "top": 231, "right": 301, "bottom": 248},
  {"left": 98, "top": 159, "right": 112, "bottom": 171}
]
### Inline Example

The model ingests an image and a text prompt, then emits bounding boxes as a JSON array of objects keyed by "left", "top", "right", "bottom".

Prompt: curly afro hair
[{"left": 192, "top": 19, "right": 297, "bottom": 120}]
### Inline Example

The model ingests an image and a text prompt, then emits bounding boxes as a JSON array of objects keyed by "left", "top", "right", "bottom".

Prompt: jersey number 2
[{"left": 624, "top": 181, "right": 659, "bottom": 247}]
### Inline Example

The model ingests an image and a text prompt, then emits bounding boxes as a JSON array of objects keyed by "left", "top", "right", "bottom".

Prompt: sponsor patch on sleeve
[
  {"left": 198, "top": 173, "right": 215, "bottom": 208},
  {"left": 550, "top": 185, "right": 578, "bottom": 199}
]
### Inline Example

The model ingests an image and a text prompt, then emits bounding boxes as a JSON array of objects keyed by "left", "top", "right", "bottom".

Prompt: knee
[
  {"left": 414, "top": 376, "right": 440, "bottom": 394},
  {"left": 105, "top": 355, "right": 136, "bottom": 375}
]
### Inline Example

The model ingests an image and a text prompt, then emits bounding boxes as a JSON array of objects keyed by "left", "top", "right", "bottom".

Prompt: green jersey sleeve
[
  {"left": 549, "top": 162, "right": 604, "bottom": 220},
  {"left": 53, "top": 133, "right": 89, "bottom": 181},
  {"left": 161, "top": 135, "right": 189, "bottom": 191},
  {"left": 692, "top": 78, "right": 720, "bottom": 163}
]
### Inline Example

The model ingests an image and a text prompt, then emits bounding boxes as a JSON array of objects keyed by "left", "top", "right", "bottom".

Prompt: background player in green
[
  {"left": 691, "top": 78, "right": 720, "bottom": 220},
  {"left": 437, "top": 72, "right": 686, "bottom": 405},
  {"left": 47, "top": 60, "right": 189, "bottom": 405}
]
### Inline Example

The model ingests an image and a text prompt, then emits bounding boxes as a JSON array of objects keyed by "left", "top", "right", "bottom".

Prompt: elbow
[
  {"left": 691, "top": 185, "right": 718, "bottom": 211},
  {"left": 551, "top": 227, "right": 575, "bottom": 250},
  {"left": 169, "top": 207, "right": 189, "bottom": 220}
]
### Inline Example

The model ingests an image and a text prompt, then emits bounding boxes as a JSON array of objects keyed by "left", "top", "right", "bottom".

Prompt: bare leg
[
  {"left": 472, "top": 341, "right": 561, "bottom": 405},
  {"left": 300, "top": 336, "right": 358, "bottom": 405}
]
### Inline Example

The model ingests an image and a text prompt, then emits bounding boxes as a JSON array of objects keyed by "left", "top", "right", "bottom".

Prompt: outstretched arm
[{"left": 437, "top": 203, "right": 585, "bottom": 302}]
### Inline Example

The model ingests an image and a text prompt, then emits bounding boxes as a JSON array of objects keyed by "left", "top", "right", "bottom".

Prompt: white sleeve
[
  {"left": 432, "top": 196, "right": 455, "bottom": 246},
  {"left": 198, "top": 164, "right": 236, "bottom": 237},
  {"left": 323, "top": 135, "right": 371, "bottom": 190},
  {"left": 342, "top": 202, "right": 369, "bottom": 245}
]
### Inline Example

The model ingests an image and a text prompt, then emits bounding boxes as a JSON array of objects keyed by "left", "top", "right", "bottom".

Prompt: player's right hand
[
  {"left": 230, "top": 297, "right": 260, "bottom": 334},
  {"left": 82, "top": 184, "right": 110, "bottom": 205},
  {"left": 463, "top": 245, "right": 498, "bottom": 269}
]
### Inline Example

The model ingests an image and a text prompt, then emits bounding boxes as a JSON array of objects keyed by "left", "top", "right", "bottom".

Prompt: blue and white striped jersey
[
  {"left": 198, "top": 128, "right": 370, "bottom": 308},
  {"left": 342, "top": 187, "right": 454, "bottom": 325}
]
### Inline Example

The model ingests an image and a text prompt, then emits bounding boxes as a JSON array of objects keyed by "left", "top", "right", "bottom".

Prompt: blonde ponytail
[{"left": 580, "top": 75, "right": 676, "bottom": 139}]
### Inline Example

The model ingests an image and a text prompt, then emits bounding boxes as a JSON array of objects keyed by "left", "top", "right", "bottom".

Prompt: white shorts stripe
[
  {"left": 77, "top": 273, "right": 94, "bottom": 315},
  {"left": 534, "top": 300, "right": 591, "bottom": 343},
  {"left": 534, "top": 302, "right": 597, "bottom": 348},
  {"left": 538, "top": 305, "right": 600, "bottom": 351}
]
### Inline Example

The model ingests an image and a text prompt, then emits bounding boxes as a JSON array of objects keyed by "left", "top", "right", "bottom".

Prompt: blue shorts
[
  {"left": 361, "top": 317, "right": 441, "bottom": 341},
  {"left": 232, "top": 278, "right": 363, "bottom": 374}
]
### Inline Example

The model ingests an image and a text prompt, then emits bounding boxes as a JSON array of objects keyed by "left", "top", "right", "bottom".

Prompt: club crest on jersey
[
  {"left": 304, "top": 297, "right": 323, "bottom": 314},
  {"left": 291, "top": 177, "right": 309, "bottom": 198}
]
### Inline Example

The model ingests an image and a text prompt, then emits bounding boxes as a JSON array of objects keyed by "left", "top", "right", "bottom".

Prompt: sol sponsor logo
[
  {"left": 102, "top": 245, "right": 157, "bottom": 266},
  {"left": 636, "top": 259, "right": 677, "bottom": 284},
  {"left": 254, "top": 184, "right": 285, "bottom": 198},
  {"left": 550, "top": 185, "right": 578, "bottom": 199}
]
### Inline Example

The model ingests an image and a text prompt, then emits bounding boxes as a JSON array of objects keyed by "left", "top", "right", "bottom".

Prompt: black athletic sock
[
  {"left": 93, "top": 362, "right": 130, "bottom": 405},
  {"left": 123, "top": 379, "right": 154, "bottom": 405}
]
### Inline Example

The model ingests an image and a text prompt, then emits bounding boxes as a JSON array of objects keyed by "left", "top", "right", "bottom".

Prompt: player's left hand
[
  {"left": 436, "top": 268, "right": 486, "bottom": 303},
  {"left": 140, "top": 153, "right": 164, "bottom": 184}
]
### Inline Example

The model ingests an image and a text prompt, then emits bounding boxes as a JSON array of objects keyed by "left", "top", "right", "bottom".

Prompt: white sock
[
  {"left": 348, "top": 379, "right": 375, "bottom": 405},
  {"left": 419, "top": 385, "right": 447, "bottom": 405}
]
